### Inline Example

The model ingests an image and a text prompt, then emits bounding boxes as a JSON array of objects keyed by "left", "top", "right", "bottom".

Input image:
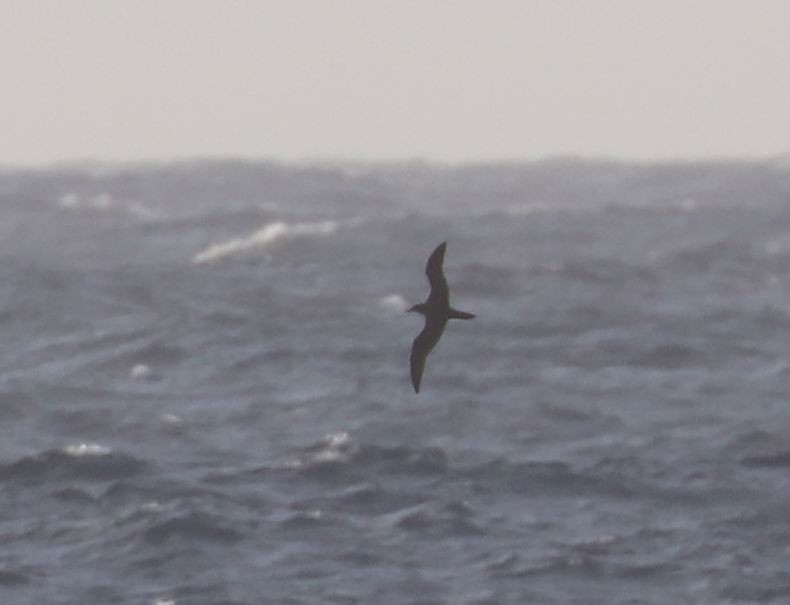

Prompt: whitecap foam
[
  {"left": 63, "top": 442, "right": 111, "bottom": 457},
  {"left": 306, "top": 431, "right": 351, "bottom": 464},
  {"left": 141, "top": 501, "right": 165, "bottom": 513},
  {"left": 325, "top": 431, "right": 350, "bottom": 447},
  {"left": 128, "top": 202, "right": 160, "bottom": 221},
  {"left": 130, "top": 363, "right": 152, "bottom": 379},
  {"left": 57, "top": 193, "right": 80, "bottom": 209},
  {"left": 56, "top": 192, "right": 160, "bottom": 221},
  {"left": 161, "top": 413, "right": 184, "bottom": 426},
  {"left": 275, "top": 458, "right": 304, "bottom": 470},
  {"left": 765, "top": 233, "right": 790, "bottom": 255},
  {"left": 193, "top": 219, "right": 338, "bottom": 264},
  {"left": 57, "top": 192, "right": 116, "bottom": 211},
  {"left": 314, "top": 449, "right": 344, "bottom": 463},
  {"left": 379, "top": 294, "right": 408, "bottom": 312}
]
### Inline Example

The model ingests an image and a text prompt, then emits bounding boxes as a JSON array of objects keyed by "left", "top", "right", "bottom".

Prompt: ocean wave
[
  {"left": 323, "top": 482, "right": 423, "bottom": 517},
  {"left": 629, "top": 343, "right": 706, "bottom": 369},
  {"left": 0, "top": 569, "right": 30, "bottom": 586},
  {"left": 487, "top": 551, "right": 602, "bottom": 579},
  {"left": 456, "top": 262, "right": 522, "bottom": 295},
  {"left": 604, "top": 197, "right": 699, "bottom": 215},
  {"left": 764, "top": 235, "right": 790, "bottom": 256},
  {"left": 283, "top": 438, "right": 646, "bottom": 502},
  {"left": 478, "top": 201, "right": 561, "bottom": 218},
  {"left": 130, "top": 363, "right": 153, "bottom": 379},
  {"left": 56, "top": 192, "right": 159, "bottom": 221},
  {"left": 58, "top": 192, "right": 115, "bottom": 210},
  {"left": 192, "top": 220, "right": 338, "bottom": 264},
  {"left": 64, "top": 442, "right": 112, "bottom": 456},
  {"left": 275, "top": 508, "right": 327, "bottom": 530},
  {"left": 722, "top": 428, "right": 789, "bottom": 459},
  {"left": 386, "top": 499, "right": 483, "bottom": 537},
  {"left": 275, "top": 434, "right": 449, "bottom": 483},
  {"left": 464, "top": 458, "right": 636, "bottom": 500},
  {"left": 142, "top": 511, "right": 244, "bottom": 545},
  {"left": 127, "top": 203, "right": 160, "bottom": 221},
  {"left": 549, "top": 257, "right": 655, "bottom": 286},
  {"left": 0, "top": 444, "right": 147, "bottom": 482},
  {"left": 490, "top": 551, "right": 678, "bottom": 581},
  {"left": 654, "top": 239, "right": 761, "bottom": 274},
  {"left": 52, "top": 486, "right": 96, "bottom": 504},
  {"left": 740, "top": 451, "right": 790, "bottom": 469},
  {"left": 0, "top": 390, "right": 33, "bottom": 419}
]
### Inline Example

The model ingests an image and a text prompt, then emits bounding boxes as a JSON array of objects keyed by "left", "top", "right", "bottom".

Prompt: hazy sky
[{"left": 1, "top": 1, "right": 789, "bottom": 164}]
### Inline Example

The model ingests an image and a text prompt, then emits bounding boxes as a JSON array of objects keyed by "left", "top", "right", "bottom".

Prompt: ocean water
[{"left": 2, "top": 159, "right": 790, "bottom": 604}]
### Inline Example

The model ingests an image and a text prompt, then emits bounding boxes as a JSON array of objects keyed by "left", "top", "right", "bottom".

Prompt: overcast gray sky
[{"left": 1, "top": 1, "right": 788, "bottom": 164}]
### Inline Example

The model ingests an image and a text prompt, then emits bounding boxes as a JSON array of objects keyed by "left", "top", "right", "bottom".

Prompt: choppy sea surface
[{"left": 3, "top": 159, "right": 790, "bottom": 604}]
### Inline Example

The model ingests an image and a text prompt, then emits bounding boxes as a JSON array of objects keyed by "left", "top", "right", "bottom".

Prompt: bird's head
[{"left": 406, "top": 303, "right": 428, "bottom": 315}]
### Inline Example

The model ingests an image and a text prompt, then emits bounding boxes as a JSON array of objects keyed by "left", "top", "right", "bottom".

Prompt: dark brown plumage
[{"left": 407, "top": 242, "right": 475, "bottom": 393}]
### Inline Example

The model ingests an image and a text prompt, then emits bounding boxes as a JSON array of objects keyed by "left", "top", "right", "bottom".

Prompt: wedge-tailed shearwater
[{"left": 407, "top": 242, "right": 475, "bottom": 393}]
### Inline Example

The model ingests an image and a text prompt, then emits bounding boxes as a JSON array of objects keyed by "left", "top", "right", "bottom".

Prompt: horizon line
[{"left": 1, "top": 151, "right": 790, "bottom": 172}]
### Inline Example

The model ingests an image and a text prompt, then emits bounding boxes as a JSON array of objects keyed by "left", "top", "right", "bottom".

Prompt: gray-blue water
[{"left": 2, "top": 159, "right": 790, "bottom": 604}]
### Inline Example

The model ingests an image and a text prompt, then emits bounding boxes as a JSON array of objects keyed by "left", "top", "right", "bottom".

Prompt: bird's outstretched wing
[
  {"left": 425, "top": 241, "right": 448, "bottom": 306},
  {"left": 410, "top": 316, "right": 447, "bottom": 393}
]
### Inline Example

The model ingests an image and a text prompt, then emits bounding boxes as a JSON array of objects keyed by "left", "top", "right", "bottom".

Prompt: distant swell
[
  {"left": 630, "top": 343, "right": 705, "bottom": 369},
  {"left": 143, "top": 511, "right": 244, "bottom": 545},
  {"left": 193, "top": 220, "right": 338, "bottom": 264},
  {"left": 463, "top": 458, "right": 636, "bottom": 500},
  {"left": 0, "top": 570, "right": 30, "bottom": 587},
  {"left": 290, "top": 434, "right": 449, "bottom": 481},
  {"left": 740, "top": 451, "right": 790, "bottom": 469}
]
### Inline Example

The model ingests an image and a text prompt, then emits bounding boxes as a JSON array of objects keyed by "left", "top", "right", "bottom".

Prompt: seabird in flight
[{"left": 407, "top": 242, "right": 475, "bottom": 393}]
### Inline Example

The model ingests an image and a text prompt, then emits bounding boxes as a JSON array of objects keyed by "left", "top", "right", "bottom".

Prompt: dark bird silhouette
[{"left": 407, "top": 242, "right": 475, "bottom": 393}]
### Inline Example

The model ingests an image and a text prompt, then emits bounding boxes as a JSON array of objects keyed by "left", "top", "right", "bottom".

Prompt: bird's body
[{"left": 408, "top": 242, "right": 475, "bottom": 393}]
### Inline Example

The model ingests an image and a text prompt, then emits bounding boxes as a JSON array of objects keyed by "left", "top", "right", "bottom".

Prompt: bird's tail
[{"left": 448, "top": 309, "right": 475, "bottom": 320}]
